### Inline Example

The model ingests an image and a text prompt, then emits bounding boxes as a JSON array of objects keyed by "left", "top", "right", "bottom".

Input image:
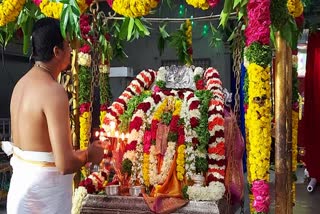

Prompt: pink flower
[
  {"left": 33, "top": 0, "right": 42, "bottom": 6},
  {"left": 252, "top": 180, "right": 270, "bottom": 213},
  {"left": 245, "top": 0, "right": 271, "bottom": 46},
  {"left": 207, "top": 0, "right": 220, "bottom": 7},
  {"left": 143, "top": 130, "right": 152, "bottom": 153},
  {"left": 153, "top": 85, "right": 161, "bottom": 93}
]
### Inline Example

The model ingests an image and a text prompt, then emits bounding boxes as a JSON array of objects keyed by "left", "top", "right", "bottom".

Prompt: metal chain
[
  {"left": 88, "top": 0, "right": 101, "bottom": 141},
  {"left": 232, "top": 21, "right": 243, "bottom": 120}
]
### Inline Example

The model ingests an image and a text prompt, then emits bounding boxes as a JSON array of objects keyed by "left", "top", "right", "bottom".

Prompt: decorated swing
[{"left": 0, "top": 0, "right": 308, "bottom": 213}]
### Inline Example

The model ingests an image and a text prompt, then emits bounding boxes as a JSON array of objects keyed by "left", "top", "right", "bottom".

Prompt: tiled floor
[{"left": 1, "top": 167, "right": 319, "bottom": 213}]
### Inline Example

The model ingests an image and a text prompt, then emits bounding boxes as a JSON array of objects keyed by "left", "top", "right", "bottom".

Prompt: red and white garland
[{"left": 102, "top": 69, "right": 156, "bottom": 133}]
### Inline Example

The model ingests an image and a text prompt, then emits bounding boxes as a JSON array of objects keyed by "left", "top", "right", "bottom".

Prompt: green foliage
[
  {"left": 79, "top": 66, "right": 92, "bottom": 104},
  {"left": 99, "top": 72, "right": 112, "bottom": 105},
  {"left": 161, "top": 112, "right": 172, "bottom": 125},
  {"left": 121, "top": 158, "right": 133, "bottom": 175},
  {"left": 56, "top": 0, "right": 81, "bottom": 40},
  {"left": 0, "top": 23, "right": 17, "bottom": 49},
  {"left": 209, "top": 23, "right": 223, "bottom": 48},
  {"left": 271, "top": 0, "right": 290, "bottom": 31},
  {"left": 16, "top": 0, "right": 43, "bottom": 54},
  {"left": 118, "top": 17, "right": 150, "bottom": 41},
  {"left": 244, "top": 42, "right": 272, "bottom": 68},
  {"left": 156, "top": 80, "right": 166, "bottom": 89},
  {"left": 118, "top": 91, "right": 151, "bottom": 133},
  {"left": 195, "top": 156, "right": 208, "bottom": 174},
  {"left": 167, "top": 132, "right": 178, "bottom": 142},
  {"left": 194, "top": 90, "right": 212, "bottom": 153},
  {"left": 220, "top": 0, "right": 234, "bottom": 28},
  {"left": 158, "top": 23, "right": 170, "bottom": 56},
  {"left": 168, "top": 22, "right": 192, "bottom": 65},
  {"left": 182, "top": 185, "right": 189, "bottom": 199}
]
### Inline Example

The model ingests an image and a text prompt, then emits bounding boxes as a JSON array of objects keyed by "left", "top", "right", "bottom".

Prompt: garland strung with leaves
[{"left": 244, "top": 0, "right": 272, "bottom": 212}]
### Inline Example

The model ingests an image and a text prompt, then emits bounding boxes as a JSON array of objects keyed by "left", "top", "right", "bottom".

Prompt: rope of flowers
[
  {"left": 185, "top": 19, "right": 193, "bottom": 65},
  {"left": 0, "top": 0, "right": 26, "bottom": 27},
  {"left": 102, "top": 69, "right": 156, "bottom": 132},
  {"left": 244, "top": 0, "right": 272, "bottom": 211},
  {"left": 78, "top": 44, "right": 93, "bottom": 178},
  {"left": 185, "top": 0, "right": 220, "bottom": 10},
  {"left": 204, "top": 67, "right": 225, "bottom": 184},
  {"left": 77, "top": 13, "right": 93, "bottom": 178},
  {"left": 99, "top": 63, "right": 112, "bottom": 126},
  {"left": 106, "top": 0, "right": 160, "bottom": 18},
  {"left": 35, "top": 0, "right": 90, "bottom": 19}
]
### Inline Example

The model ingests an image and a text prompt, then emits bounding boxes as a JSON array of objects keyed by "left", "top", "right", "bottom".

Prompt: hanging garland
[
  {"left": 185, "top": 0, "right": 219, "bottom": 10},
  {"left": 0, "top": 0, "right": 26, "bottom": 27},
  {"left": 107, "top": 0, "right": 160, "bottom": 18},
  {"left": 244, "top": 0, "right": 272, "bottom": 212},
  {"left": 36, "top": 0, "right": 90, "bottom": 19}
]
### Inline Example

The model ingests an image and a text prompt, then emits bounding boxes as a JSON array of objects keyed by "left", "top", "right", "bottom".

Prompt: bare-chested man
[{"left": 7, "top": 17, "right": 104, "bottom": 214}]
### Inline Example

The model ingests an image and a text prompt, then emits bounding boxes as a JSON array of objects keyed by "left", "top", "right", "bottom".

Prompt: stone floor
[{"left": 1, "top": 167, "right": 319, "bottom": 214}]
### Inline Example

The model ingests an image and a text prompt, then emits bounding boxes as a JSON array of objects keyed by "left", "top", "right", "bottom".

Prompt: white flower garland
[
  {"left": 71, "top": 186, "right": 88, "bottom": 214},
  {"left": 187, "top": 181, "right": 225, "bottom": 201},
  {"left": 77, "top": 52, "right": 91, "bottom": 67},
  {"left": 149, "top": 141, "right": 176, "bottom": 185}
]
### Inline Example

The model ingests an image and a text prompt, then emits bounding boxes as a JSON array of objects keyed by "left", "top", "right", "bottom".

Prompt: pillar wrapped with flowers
[{"left": 244, "top": 0, "right": 272, "bottom": 212}]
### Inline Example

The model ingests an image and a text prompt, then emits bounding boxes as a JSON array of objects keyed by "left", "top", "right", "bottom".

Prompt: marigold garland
[
  {"left": 287, "top": 0, "right": 303, "bottom": 17},
  {"left": 0, "top": 0, "right": 26, "bottom": 27},
  {"left": 38, "top": 0, "right": 89, "bottom": 19},
  {"left": 186, "top": 0, "right": 209, "bottom": 10},
  {"left": 292, "top": 110, "right": 299, "bottom": 204},
  {"left": 108, "top": 0, "right": 159, "bottom": 18},
  {"left": 177, "top": 144, "right": 186, "bottom": 181}
]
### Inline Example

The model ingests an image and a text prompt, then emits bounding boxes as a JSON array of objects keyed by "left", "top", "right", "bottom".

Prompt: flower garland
[
  {"left": 287, "top": 0, "right": 303, "bottom": 18},
  {"left": 107, "top": 0, "right": 159, "bottom": 18},
  {"left": 78, "top": 12, "right": 94, "bottom": 179},
  {"left": 185, "top": 19, "right": 193, "bottom": 65},
  {"left": 245, "top": 0, "right": 272, "bottom": 212},
  {"left": 102, "top": 69, "right": 156, "bottom": 132},
  {"left": 71, "top": 186, "right": 88, "bottom": 214},
  {"left": 149, "top": 96, "right": 182, "bottom": 186},
  {"left": 186, "top": 0, "right": 220, "bottom": 9},
  {"left": 0, "top": 0, "right": 26, "bottom": 27},
  {"left": 38, "top": 0, "right": 90, "bottom": 19},
  {"left": 292, "top": 110, "right": 298, "bottom": 204},
  {"left": 187, "top": 181, "right": 225, "bottom": 201},
  {"left": 204, "top": 68, "right": 225, "bottom": 184}
]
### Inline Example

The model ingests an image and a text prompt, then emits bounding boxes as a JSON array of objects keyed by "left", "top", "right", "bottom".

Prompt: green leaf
[
  {"left": 127, "top": 18, "right": 134, "bottom": 41},
  {"left": 60, "top": 6, "right": 69, "bottom": 39},
  {"left": 159, "top": 24, "right": 170, "bottom": 38},
  {"left": 135, "top": 18, "right": 150, "bottom": 36},
  {"left": 233, "top": 0, "right": 242, "bottom": 9},
  {"left": 119, "top": 18, "right": 129, "bottom": 40},
  {"left": 70, "top": 5, "right": 80, "bottom": 16}
]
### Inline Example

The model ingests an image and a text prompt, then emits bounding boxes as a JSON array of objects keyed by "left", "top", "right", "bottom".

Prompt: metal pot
[
  {"left": 105, "top": 185, "right": 120, "bottom": 196},
  {"left": 129, "top": 186, "right": 145, "bottom": 197}
]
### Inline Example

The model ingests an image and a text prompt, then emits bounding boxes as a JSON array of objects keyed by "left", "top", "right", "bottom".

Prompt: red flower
[
  {"left": 137, "top": 102, "right": 151, "bottom": 113},
  {"left": 80, "top": 102, "right": 91, "bottom": 114},
  {"left": 126, "top": 141, "right": 137, "bottom": 151},
  {"left": 190, "top": 117, "right": 199, "bottom": 128},
  {"left": 189, "top": 100, "right": 200, "bottom": 110},
  {"left": 187, "top": 47, "right": 193, "bottom": 55},
  {"left": 100, "top": 104, "right": 108, "bottom": 111},
  {"left": 129, "top": 117, "right": 143, "bottom": 132},
  {"left": 79, "top": 44, "right": 91, "bottom": 53},
  {"left": 196, "top": 79, "right": 205, "bottom": 90}
]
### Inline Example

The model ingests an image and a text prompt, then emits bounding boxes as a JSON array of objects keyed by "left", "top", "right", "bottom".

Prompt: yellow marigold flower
[{"left": 0, "top": 0, "right": 26, "bottom": 27}]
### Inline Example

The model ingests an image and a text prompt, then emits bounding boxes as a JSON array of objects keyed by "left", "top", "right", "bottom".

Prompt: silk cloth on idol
[{"left": 7, "top": 146, "right": 73, "bottom": 214}]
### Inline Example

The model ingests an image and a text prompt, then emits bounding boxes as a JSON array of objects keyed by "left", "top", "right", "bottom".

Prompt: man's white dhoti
[{"left": 7, "top": 146, "right": 74, "bottom": 214}]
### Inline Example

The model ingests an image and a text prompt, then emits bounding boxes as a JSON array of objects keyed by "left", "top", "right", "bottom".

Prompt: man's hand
[{"left": 87, "top": 140, "right": 105, "bottom": 164}]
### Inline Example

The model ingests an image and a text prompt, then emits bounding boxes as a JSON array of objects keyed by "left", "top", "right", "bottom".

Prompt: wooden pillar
[
  {"left": 286, "top": 43, "right": 293, "bottom": 212},
  {"left": 275, "top": 32, "right": 288, "bottom": 214}
]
